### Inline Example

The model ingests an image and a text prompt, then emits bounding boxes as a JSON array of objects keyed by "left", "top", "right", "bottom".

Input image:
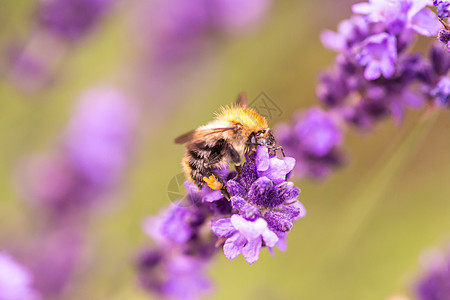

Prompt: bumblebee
[{"left": 175, "top": 93, "right": 282, "bottom": 191}]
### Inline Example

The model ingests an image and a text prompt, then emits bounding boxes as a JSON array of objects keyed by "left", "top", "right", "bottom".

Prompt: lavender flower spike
[
  {"left": 357, "top": 32, "right": 397, "bottom": 80},
  {"left": 210, "top": 146, "right": 305, "bottom": 263},
  {"left": 0, "top": 252, "right": 41, "bottom": 300},
  {"left": 275, "top": 107, "right": 344, "bottom": 179}
]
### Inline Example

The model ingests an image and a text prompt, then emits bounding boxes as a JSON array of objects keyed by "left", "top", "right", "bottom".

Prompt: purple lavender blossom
[
  {"left": 139, "top": 183, "right": 222, "bottom": 299},
  {"left": 415, "top": 248, "right": 450, "bottom": 300},
  {"left": 211, "top": 0, "right": 271, "bottom": 31},
  {"left": 138, "top": 250, "right": 212, "bottom": 300},
  {"left": 209, "top": 146, "right": 305, "bottom": 263},
  {"left": 437, "top": 29, "right": 450, "bottom": 51},
  {"left": 64, "top": 87, "right": 137, "bottom": 189},
  {"left": 38, "top": 0, "right": 112, "bottom": 41},
  {"left": 275, "top": 107, "right": 344, "bottom": 179},
  {"left": 357, "top": 33, "right": 397, "bottom": 80},
  {"left": 302, "top": 0, "right": 450, "bottom": 181},
  {"left": 434, "top": 0, "right": 450, "bottom": 20},
  {"left": 6, "top": 45, "right": 49, "bottom": 93},
  {"left": 318, "top": 2, "right": 448, "bottom": 125},
  {"left": 421, "top": 43, "right": 450, "bottom": 107},
  {"left": 138, "top": 0, "right": 273, "bottom": 64},
  {"left": 0, "top": 252, "right": 40, "bottom": 300},
  {"left": 431, "top": 77, "right": 450, "bottom": 107},
  {"left": 211, "top": 215, "right": 278, "bottom": 264},
  {"left": 15, "top": 87, "right": 137, "bottom": 214},
  {"left": 28, "top": 228, "right": 82, "bottom": 298},
  {"left": 352, "top": 0, "right": 441, "bottom": 36}
]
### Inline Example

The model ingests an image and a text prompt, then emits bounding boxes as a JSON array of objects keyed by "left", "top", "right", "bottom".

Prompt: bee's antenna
[{"left": 236, "top": 92, "right": 248, "bottom": 107}]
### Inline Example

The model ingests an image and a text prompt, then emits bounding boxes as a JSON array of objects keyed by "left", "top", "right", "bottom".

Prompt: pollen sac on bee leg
[{"left": 203, "top": 175, "right": 223, "bottom": 190}]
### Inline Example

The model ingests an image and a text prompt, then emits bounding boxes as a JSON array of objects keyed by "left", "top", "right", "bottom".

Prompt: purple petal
[
  {"left": 352, "top": 2, "right": 372, "bottom": 14},
  {"left": 210, "top": 218, "right": 235, "bottom": 237},
  {"left": 409, "top": 8, "right": 441, "bottom": 36},
  {"left": 275, "top": 235, "right": 288, "bottom": 251},
  {"left": 283, "top": 157, "right": 296, "bottom": 173},
  {"left": 255, "top": 146, "right": 270, "bottom": 171},
  {"left": 276, "top": 182, "right": 300, "bottom": 203},
  {"left": 364, "top": 63, "right": 382, "bottom": 80},
  {"left": 247, "top": 176, "right": 274, "bottom": 206},
  {"left": 262, "top": 159, "right": 288, "bottom": 184},
  {"left": 320, "top": 30, "right": 345, "bottom": 51},
  {"left": 242, "top": 236, "right": 262, "bottom": 264},
  {"left": 263, "top": 211, "right": 293, "bottom": 232},
  {"left": 226, "top": 180, "right": 247, "bottom": 198},
  {"left": 223, "top": 233, "right": 246, "bottom": 260},
  {"left": 230, "top": 215, "right": 267, "bottom": 240},
  {"left": 202, "top": 190, "right": 223, "bottom": 202},
  {"left": 261, "top": 228, "right": 278, "bottom": 247}
]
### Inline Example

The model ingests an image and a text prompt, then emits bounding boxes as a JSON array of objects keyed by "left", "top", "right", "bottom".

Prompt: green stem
[{"left": 328, "top": 114, "right": 439, "bottom": 261}]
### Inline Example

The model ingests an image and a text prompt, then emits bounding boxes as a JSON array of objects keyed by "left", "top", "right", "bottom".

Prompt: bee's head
[
  {"left": 247, "top": 129, "right": 284, "bottom": 156},
  {"left": 247, "top": 129, "right": 277, "bottom": 150}
]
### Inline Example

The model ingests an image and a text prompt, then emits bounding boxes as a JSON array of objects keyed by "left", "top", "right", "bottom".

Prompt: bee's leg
[
  {"left": 221, "top": 186, "right": 231, "bottom": 201},
  {"left": 203, "top": 173, "right": 231, "bottom": 200},
  {"left": 227, "top": 144, "right": 242, "bottom": 175},
  {"left": 247, "top": 148, "right": 257, "bottom": 161},
  {"left": 272, "top": 145, "right": 285, "bottom": 157}
]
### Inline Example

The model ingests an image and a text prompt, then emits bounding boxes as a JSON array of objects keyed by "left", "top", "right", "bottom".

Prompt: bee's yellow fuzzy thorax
[{"left": 216, "top": 105, "right": 268, "bottom": 132}]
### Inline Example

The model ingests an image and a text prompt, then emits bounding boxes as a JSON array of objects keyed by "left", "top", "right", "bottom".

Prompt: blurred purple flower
[
  {"left": 16, "top": 87, "right": 137, "bottom": 214},
  {"left": 437, "top": 29, "right": 450, "bottom": 51},
  {"left": 64, "top": 87, "right": 137, "bottom": 189},
  {"left": 138, "top": 250, "right": 211, "bottom": 300},
  {"left": 0, "top": 252, "right": 40, "bottom": 300},
  {"left": 28, "top": 228, "right": 82, "bottom": 298},
  {"left": 211, "top": 0, "right": 271, "bottom": 31},
  {"left": 139, "top": 184, "right": 220, "bottom": 299},
  {"left": 434, "top": 0, "right": 450, "bottom": 20},
  {"left": 320, "top": 16, "right": 370, "bottom": 53},
  {"left": 357, "top": 33, "right": 397, "bottom": 80},
  {"left": 15, "top": 154, "right": 77, "bottom": 211},
  {"left": 431, "top": 77, "right": 450, "bottom": 107},
  {"left": 38, "top": 0, "right": 112, "bottom": 41},
  {"left": 352, "top": 0, "right": 440, "bottom": 36},
  {"left": 415, "top": 247, "right": 450, "bottom": 300},
  {"left": 143, "top": 204, "right": 205, "bottom": 245},
  {"left": 6, "top": 45, "right": 50, "bottom": 93},
  {"left": 138, "top": 0, "right": 273, "bottom": 64},
  {"left": 276, "top": 107, "right": 344, "bottom": 179}
]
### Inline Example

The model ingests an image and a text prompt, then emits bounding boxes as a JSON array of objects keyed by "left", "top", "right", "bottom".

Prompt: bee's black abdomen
[{"left": 185, "top": 138, "right": 228, "bottom": 188}]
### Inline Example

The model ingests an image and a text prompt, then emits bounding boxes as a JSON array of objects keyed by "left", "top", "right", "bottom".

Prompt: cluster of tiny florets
[{"left": 276, "top": 0, "right": 450, "bottom": 181}]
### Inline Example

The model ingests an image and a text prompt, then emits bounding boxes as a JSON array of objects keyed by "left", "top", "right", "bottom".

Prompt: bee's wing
[
  {"left": 236, "top": 92, "right": 247, "bottom": 107},
  {"left": 174, "top": 127, "right": 236, "bottom": 144},
  {"left": 174, "top": 130, "right": 196, "bottom": 144}
]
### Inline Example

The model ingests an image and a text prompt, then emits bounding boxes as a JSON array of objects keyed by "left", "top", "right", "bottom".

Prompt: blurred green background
[{"left": 1, "top": 0, "right": 449, "bottom": 299}]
